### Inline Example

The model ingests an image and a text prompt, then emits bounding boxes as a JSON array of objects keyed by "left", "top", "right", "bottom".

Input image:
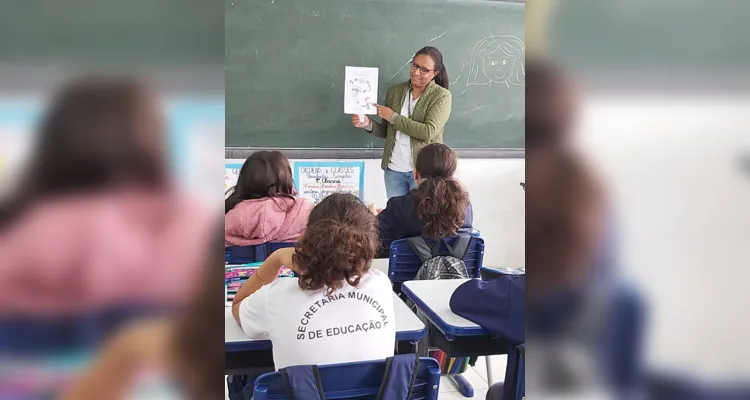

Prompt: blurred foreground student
[
  {"left": 233, "top": 193, "right": 395, "bottom": 369},
  {"left": 376, "top": 143, "right": 472, "bottom": 256},
  {"left": 62, "top": 225, "right": 224, "bottom": 399},
  {"left": 450, "top": 272, "right": 525, "bottom": 400},
  {"left": 525, "top": 57, "right": 616, "bottom": 283},
  {"left": 0, "top": 76, "right": 212, "bottom": 314},
  {"left": 524, "top": 59, "right": 644, "bottom": 398},
  {"left": 224, "top": 151, "right": 313, "bottom": 246}
]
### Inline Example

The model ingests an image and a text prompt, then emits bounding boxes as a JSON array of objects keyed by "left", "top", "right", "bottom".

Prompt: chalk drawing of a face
[{"left": 467, "top": 35, "right": 525, "bottom": 87}]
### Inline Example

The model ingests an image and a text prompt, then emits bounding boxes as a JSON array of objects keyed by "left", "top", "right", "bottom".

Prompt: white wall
[
  {"left": 226, "top": 158, "right": 526, "bottom": 269},
  {"left": 576, "top": 95, "right": 750, "bottom": 378}
]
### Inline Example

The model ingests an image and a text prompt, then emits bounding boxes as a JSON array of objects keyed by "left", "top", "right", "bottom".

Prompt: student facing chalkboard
[
  {"left": 376, "top": 144, "right": 473, "bottom": 257},
  {"left": 224, "top": 151, "right": 313, "bottom": 246},
  {"left": 231, "top": 193, "right": 396, "bottom": 369}
]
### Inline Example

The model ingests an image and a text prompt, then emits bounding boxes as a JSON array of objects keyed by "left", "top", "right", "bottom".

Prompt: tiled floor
[{"left": 437, "top": 355, "right": 505, "bottom": 399}]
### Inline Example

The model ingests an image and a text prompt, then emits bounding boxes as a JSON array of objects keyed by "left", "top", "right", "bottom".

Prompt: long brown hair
[
  {"left": 0, "top": 76, "right": 168, "bottom": 228},
  {"left": 412, "top": 144, "right": 469, "bottom": 239},
  {"left": 294, "top": 193, "right": 379, "bottom": 295},
  {"left": 525, "top": 58, "right": 577, "bottom": 150},
  {"left": 170, "top": 223, "right": 224, "bottom": 399},
  {"left": 224, "top": 151, "right": 296, "bottom": 214},
  {"left": 526, "top": 58, "right": 603, "bottom": 298}
]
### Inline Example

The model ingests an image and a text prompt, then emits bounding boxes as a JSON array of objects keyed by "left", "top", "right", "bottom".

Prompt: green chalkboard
[{"left": 226, "top": 0, "right": 525, "bottom": 148}]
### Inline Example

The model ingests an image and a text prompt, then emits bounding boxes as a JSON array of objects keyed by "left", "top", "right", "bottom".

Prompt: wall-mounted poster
[
  {"left": 0, "top": 101, "right": 39, "bottom": 197},
  {"left": 168, "top": 99, "right": 224, "bottom": 207},
  {"left": 225, "top": 163, "right": 243, "bottom": 195},
  {"left": 293, "top": 161, "right": 365, "bottom": 204}
]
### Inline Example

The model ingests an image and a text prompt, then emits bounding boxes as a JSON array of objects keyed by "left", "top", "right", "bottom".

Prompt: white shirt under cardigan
[
  {"left": 238, "top": 269, "right": 396, "bottom": 369},
  {"left": 366, "top": 93, "right": 420, "bottom": 173},
  {"left": 388, "top": 94, "right": 420, "bottom": 172}
]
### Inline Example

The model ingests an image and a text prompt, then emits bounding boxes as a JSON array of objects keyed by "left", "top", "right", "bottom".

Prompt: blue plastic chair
[
  {"left": 0, "top": 305, "right": 166, "bottom": 355},
  {"left": 513, "top": 344, "right": 525, "bottom": 400},
  {"left": 225, "top": 242, "right": 297, "bottom": 264},
  {"left": 387, "top": 236, "right": 485, "bottom": 293},
  {"left": 251, "top": 357, "right": 441, "bottom": 400}
]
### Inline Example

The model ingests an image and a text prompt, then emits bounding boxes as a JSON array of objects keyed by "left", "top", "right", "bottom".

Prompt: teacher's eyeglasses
[{"left": 410, "top": 62, "right": 434, "bottom": 75}]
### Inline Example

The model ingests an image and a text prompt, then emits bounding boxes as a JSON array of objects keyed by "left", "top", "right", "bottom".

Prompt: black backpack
[{"left": 406, "top": 234, "right": 472, "bottom": 282}]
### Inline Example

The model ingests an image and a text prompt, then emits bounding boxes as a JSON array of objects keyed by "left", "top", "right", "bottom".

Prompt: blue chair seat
[{"left": 251, "top": 357, "right": 441, "bottom": 400}]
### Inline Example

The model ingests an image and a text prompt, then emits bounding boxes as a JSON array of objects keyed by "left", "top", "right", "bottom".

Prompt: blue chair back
[
  {"left": 0, "top": 306, "right": 166, "bottom": 355},
  {"left": 225, "top": 242, "right": 297, "bottom": 264},
  {"left": 515, "top": 344, "right": 525, "bottom": 400},
  {"left": 387, "top": 236, "right": 484, "bottom": 292},
  {"left": 251, "top": 357, "right": 440, "bottom": 400}
]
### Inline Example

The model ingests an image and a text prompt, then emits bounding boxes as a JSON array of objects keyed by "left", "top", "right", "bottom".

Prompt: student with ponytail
[
  {"left": 351, "top": 46, "right": 453, "bottom": 199},
  {"left": 377, "top": 143, "right": 473, "bottom": 256}
]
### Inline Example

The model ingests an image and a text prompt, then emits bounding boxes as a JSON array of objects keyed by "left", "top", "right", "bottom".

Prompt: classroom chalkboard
[{"left": 226, "top": 0, "right": 525, "bottom": 149}]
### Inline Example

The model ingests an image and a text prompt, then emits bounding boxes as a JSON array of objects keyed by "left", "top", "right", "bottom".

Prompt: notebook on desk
[{"left": 225, "top": 263, "right": 294, "bottom": 300}]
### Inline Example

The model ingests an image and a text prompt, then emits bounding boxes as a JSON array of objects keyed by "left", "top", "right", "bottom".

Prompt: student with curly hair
[
  {"left": 232, "top": 193, "right": 395, "bottom": 369},
  {"left": 376, "top": 143, "right": 473, "bottom": 256}
]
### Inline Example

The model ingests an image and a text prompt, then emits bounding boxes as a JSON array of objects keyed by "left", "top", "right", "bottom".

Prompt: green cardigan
[{"left": 368, "top": 79, "right": 452, "bottom": 170}]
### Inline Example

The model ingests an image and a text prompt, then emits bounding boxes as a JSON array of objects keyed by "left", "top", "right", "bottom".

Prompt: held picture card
[{"left": 344, "top": 66, "right": 378, "bottom": 116}]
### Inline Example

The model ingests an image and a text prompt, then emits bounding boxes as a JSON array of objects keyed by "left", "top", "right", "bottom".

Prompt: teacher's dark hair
[
  {"left": 415, "top": 46, "right": 449, "bottom": 89},
  {"left": 0, "top": 76, "right": 167, "bottom": 229},
  {"left": 526, "top": 58, "right": 577, "bottom": 149},
  {"left": 412, "top": 144, "right": 468, "bottom": 239},
  {"left": 224, "top": 151, "right": 296, "bottom": 214},
  {"left": 294, "top": 193, "right": 379, "bottom": 295}
]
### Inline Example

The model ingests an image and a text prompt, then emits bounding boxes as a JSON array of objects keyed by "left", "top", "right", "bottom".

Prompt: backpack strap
[
  {"left": 444, "top": 233, "right": 472, "bottom": 259},
  {"left": 376, "top": 354, "right": 420, "bottom": 400},
  {"left": 405, "top": 236, "right": 434, "bottom": 262},
  {"left": 279, "top": 365, "right": 326, "bottom": 400}
]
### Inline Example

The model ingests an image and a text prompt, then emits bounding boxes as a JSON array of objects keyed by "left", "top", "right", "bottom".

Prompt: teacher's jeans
[{"left": 384, "top": 168, "right": 416, "bottom": 199}]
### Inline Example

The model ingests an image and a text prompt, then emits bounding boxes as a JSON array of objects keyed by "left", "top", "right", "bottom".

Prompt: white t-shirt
[
  {"left": 238, "top": 269, "right": 396, "bottom": 369},
  {"left": 387, "top": 93, "right": 420, "bottom": 173}
]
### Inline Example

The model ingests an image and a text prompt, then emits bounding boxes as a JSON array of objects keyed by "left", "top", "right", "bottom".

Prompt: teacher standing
[{"left": 352, "top": 46, "right": 452, "bottom": 199}]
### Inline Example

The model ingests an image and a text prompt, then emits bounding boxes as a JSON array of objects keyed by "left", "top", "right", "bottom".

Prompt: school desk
[
  {"left": 224, "top": 292, "right": 426, "bottom": 373},
  {"left": 401, "top": 279, "right": 510, "bottom": 397},
  {"left": 480, "top": 266, "right": 525, "bottom": 280}
]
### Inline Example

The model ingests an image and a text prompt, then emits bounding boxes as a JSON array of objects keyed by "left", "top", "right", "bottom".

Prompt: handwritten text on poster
[{"left": 294, "top": 162, "right": 365, "bottom": 204}]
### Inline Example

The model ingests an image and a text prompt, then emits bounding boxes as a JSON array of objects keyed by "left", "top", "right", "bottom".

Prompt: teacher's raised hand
[
  {"left": 351, "top": 114, "right": 370, "bottom": 128},
  {"left": 375, "top": 104, "right": 395, "bottom": 122}
]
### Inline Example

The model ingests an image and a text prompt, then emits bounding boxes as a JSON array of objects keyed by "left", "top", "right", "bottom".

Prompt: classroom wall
[
  {"left": 576, "top": 95, "right": 750, "bottom": 377},
  {"left": 226, "top": 158, "right": 526, "bottom": 269},
  {"left": 0, "top": 97, "right": 225, "bottom": 208}
]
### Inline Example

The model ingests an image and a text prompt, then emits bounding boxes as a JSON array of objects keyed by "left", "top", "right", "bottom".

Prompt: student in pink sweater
[
  {"left": 224, "top": 151, "right": 313, "bottom": 246},
  {"left": 0, "top": 77, "right": 213, "bottom": 315}
]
